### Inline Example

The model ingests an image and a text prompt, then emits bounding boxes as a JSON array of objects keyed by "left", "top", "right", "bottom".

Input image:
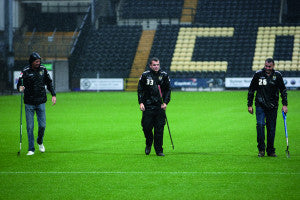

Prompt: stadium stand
[
  {"left": 120, "top": 0, "right": 184, "bottom": 19},
  {"left": 148, "top": 25, "right": 181, "bottom": 76},
  {"left": 67, "top": 0, "right": 299, "bottom": 90},
  {"left": 126, "top": 30, "right": 156, "bottom": 91},
  {"left": 195, "top": 0, "right": 280, "bottom": 26},
  {"left": 23, "top": 2, "right": 89, "bottom": 32},
  {"left": 25, "top": 13, "right": 78, "bottom": 32},
  {"left": 70, "top": 25, "right": 142, "bottom": 89},
  {"left": 146, "top": 0, "right": 300, "bottom": 80},
  {"left": 8, "top": 0, "right": 299, "bottom": 92},
  {"left": 12, "top": 2, "right": 88, "bottom": 66},
  {"left": 180, "top": 0, "right": 198, "bottom": 23},
  {"left": 14, "top": 31, "right": 78, "bottom": 61}
]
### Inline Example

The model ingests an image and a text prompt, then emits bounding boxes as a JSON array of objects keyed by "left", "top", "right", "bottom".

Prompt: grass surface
[{"left": 0, "top": 91, "right": 299, "bottom": 199}]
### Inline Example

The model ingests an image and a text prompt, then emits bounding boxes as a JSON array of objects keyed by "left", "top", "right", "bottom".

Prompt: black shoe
[
  {"left": 145, "top": 146, "right": 151, "bottom": 155},
  {"left": 156, "top": 152, "right": 165, "bottom": 157},
  {"left": 268, "top": 153, "right": 277, "bottom": 157},
  {"left": 258, "top": 151, "right": 265, "bottom": 157}
]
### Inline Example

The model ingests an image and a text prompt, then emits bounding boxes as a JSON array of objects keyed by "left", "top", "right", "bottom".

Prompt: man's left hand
[
  {"left": 161, "top": 103, "right": 167, "bottom": 110},
  {"left": 282, "top": 105, "right": 288, "bottom": 114}
]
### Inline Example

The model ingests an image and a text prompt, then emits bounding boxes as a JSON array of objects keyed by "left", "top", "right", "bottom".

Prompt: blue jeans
[
  {"left": 255, "top": 105, "right": 278, "bottom": 154},
  {"left": 25, "top": 103, "right": 46, "bottom": 151}
]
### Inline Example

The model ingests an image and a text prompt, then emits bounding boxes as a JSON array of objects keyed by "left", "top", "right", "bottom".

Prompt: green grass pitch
[{"left": 0, "top": 91, "right": 299, "bottom": 199}]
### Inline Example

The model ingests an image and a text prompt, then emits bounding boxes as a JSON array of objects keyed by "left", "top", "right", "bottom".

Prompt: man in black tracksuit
[
  {"left": 17, "top": 52, "right": 56, "bottom": 156},
  {"left": 138, "top": 57, "right": 171, "bottom": 156},
  {"left": 247, "top": 58, "right": 288, "bottom": 157}
]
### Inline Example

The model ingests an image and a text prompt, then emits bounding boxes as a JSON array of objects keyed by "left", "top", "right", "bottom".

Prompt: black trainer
[
  {"left": 268, "top": 153, "right": 277, "bottom": 157},
  {"left": 145, "top": 146, "right": 151, "bottom": 155},
  {"left": 258, "top": 151, "right": 265, "bottom": 157},
  {"left": 156, "top": 152, "right": 165, "bottom": 156}
]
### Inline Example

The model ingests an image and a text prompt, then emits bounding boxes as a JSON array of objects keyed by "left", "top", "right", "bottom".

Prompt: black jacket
[
  {"left": 247, "top": 68, "right": 287, "bottom": 110},
  {"left": 17, "top": 65, "right": 56, "bottom": 105},
  {"left": 138, "top": 69, "right": 171, "bottom": 110}
]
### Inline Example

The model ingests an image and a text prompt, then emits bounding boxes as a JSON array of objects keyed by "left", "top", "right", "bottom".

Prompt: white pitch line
[{"left": 0, "top": 171, "right": 299, "bottom": 175}]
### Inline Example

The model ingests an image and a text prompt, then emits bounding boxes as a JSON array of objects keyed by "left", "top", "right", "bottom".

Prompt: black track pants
[{"left": 141, "top": 108, "right": 166, "bottom": 153}]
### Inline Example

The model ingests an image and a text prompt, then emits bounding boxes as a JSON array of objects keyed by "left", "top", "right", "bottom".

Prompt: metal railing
[{"left": 13, "top": 29, "right": 78, "bottom": 60}]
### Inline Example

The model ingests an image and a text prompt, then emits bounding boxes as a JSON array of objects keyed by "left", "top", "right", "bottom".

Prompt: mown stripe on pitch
[{"left": 0, "top": 171, "right": 299, "bottom": 175}]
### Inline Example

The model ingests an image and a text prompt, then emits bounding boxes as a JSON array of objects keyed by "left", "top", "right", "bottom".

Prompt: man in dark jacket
[
  {"left": 248, "top": 58, "right": 288, "bottom": 157},
  {"left": 17, "top": 52, "right": 56, "bottom": 156},
  {"left": 138, "top": 57, "right": 171, "bottom": 156}
]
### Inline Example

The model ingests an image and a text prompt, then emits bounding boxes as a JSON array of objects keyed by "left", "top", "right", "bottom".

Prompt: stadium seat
[{"left": 71, "top": 25, "right": 142, "bottom": 79}]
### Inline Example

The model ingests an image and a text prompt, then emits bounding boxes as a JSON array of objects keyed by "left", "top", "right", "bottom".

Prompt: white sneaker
[
  {"left": 27, "top": 151, "right": 34, "bottom": 156},
  {"left": 38, "top": 144, "right": 45, "bottom": 153}
]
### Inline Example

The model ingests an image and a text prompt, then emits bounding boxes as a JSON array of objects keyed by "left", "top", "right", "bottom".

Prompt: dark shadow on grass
[
  {"left": 49, "top": 150, "right": 101, "bottom": 154},
  {"left": 167, "top": 151, "right": 211, "bottom": 155},
  {"left": 46, "top": 150, "right": 260, "bottom": 158},
  {"left": 48, "top": 150, "right": 148, "bottom": 156},
  {"left": 166, "top": 151, "right": 261, "bottom": 158},
  {"left": 49, "top": 150, "right": 212, "bottom": 156}
]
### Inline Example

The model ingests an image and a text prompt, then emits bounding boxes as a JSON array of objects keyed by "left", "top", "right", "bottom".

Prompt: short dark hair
[
  {"left": 149, "top": 57, "right": 159, "bottom": 65},
  {"left": 265, "top": 58, "right": 274, "bottom": 64}
]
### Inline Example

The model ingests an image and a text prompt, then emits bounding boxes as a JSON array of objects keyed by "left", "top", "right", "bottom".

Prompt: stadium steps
[
  {"left": 14, "top": 31, "right": 77, "bottom": 60},
  {"left": 126, "top": 30, "right": 156, "bottom": 91},
  {"left": 180, "top": 0, "right": 198, "bottom": 23}
]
